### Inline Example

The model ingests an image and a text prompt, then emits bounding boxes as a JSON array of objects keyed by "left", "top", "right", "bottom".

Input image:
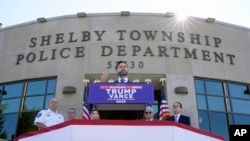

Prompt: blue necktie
[
  {"left": 174, "top": 115, "right": 178, "bottom": 122},
  {"left": 121, "top": 78, "right": 125, "bottom": 83}
]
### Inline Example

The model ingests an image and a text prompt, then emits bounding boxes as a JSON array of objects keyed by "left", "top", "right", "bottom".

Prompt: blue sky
[{"left": 1, "top": 0, "right": 250, "bottom": 28}]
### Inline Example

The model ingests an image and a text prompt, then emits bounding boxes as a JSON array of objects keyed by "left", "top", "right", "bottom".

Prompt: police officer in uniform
[{"left": 34, "top": 98, "right": 64, "bottom": 129}]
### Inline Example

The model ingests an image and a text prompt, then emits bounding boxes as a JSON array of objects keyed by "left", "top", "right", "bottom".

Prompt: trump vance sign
[{"left": 88, "top": 83, "right": 154, "bottom": 104}]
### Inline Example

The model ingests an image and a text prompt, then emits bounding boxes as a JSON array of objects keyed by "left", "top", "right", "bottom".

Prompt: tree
[
  {"left": 16, "top": 105, "right": 38, "bottom": 137},
  {"left": 0, "top": 104, "right": 7, "bottom": 139}
]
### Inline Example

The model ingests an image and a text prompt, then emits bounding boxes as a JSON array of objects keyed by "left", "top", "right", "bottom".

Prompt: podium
[
  {"left": 88, "top": 83, "right": 154, "bottom": 104},
  {"left": 15, "top": 120, "right": 225, "bottom": 141}
]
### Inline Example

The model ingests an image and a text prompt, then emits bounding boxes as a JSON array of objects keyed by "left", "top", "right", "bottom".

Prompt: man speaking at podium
[{"left": 101, "top": 61, "right": 131, "bottom": 83}]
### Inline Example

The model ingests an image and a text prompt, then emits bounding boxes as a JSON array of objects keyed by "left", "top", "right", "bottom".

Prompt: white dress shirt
[{"left": 118, "top": 77, "right": 128, "bottom": 83}]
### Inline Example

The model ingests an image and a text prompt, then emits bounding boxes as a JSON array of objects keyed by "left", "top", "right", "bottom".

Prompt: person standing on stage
[
  {"left": 34, "top": 98, "right": 64, "bottom": 129},
  {"left": 67, "top": 108, "right": 76, "bottom": 120},
  {"left": 166, "top": 101, "right": 191, "bottom": 126},
  {"left": 101, "top": 61, "right": 131, "bottom": 83}
]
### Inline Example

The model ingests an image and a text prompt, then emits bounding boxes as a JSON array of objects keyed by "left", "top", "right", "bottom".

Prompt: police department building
[{"left": 0, "top": 12, "right": 250, "bottom": 141}]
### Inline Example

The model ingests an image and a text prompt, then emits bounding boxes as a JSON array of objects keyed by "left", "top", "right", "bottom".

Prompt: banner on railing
[{"left": 88, "top": 83, "right": 154, "bottom": 103}]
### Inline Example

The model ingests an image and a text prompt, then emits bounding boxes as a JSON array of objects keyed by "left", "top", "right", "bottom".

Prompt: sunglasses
[{"left": 145, "top": 111, "right": 152, "bottom": 114}]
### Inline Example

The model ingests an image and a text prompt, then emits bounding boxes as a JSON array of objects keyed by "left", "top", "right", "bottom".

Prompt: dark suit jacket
[{"left": 166, "top": 114, "right": 191, "bottom": 126}]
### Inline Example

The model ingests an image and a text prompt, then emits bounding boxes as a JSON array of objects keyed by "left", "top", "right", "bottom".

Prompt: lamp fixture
[
  {"left": 144, "top": 78, "right": 152, "bottom": 84},
  {"left": 159, "top": 77, "right": 166, "bottom": 86},
  {"left": 165, "top": 12, "right": 175, "bottom": 17},
  {"left": 94, "top": 79, "right": 100, "bottom": 83},
  {"left": 63, "top": 86, "right": 76, "bottom": 94},
  {"left": 133, "top": 79, "right": 140, "bottom": 83},
  {"left": 77, "top": 12, "right": 87, "bottom": 17},
  {"left": 37, "top": 17, "right": 47, "bottom": 23},
  {"left": 244, "top": 86, "right": 250, "bottom": 94},
  {"left": 205, "top": 17, "right": 215, "bottom": 23},
  {"left": 0, "top": 90, "right": 7, "bottom": 95},
  {"left": 108, "top": 79, "right": 114, "bottom": 83},
  {"left": 83, "top": 79, "right": 90, "bottom": 86},
  {"left": 121, "top": 11, "right": 130, "bottom": 16},
  {"left": 175, "top": 86, "right": 188, "bottom": 94}
]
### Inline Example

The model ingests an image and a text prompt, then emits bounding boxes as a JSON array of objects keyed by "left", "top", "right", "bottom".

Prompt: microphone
[
  {"left": 118, "top": 72, "right": 125, "bottom": 83},
  {"left": 118, "top": 71, "right": 123, "bottom": 78}
]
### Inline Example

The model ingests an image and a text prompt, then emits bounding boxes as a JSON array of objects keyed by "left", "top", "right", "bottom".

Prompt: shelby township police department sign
[{"left": 15, "top": 30, "right": 236, "bottom": 67}]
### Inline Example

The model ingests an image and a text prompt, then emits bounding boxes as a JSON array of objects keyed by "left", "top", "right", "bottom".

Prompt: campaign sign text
[
  {"left": 88, "top": 83, "right": 154, "bottom": 103},
  {"left": 230, "top": 125, "right": 250, "bottom": 141}
]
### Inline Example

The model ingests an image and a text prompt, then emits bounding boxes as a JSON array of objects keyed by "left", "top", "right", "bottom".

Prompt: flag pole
[
  {"left": 159, "top": 77, "right": 171, "bottom": 120},
  {"left": 159, "top": 77, "right": 166, "bottom": 87},
  {"left": 82, "top": 79, "right": 90, "bottom": 119},
  {"left": 92, "top": 80, "right": 100, "bottom": 110},
  {"left": 83, "top": 79, "right": 90, "bottom": 87},
  {"left": 83, "top": 79, "right": 90, "bottom": 103}
]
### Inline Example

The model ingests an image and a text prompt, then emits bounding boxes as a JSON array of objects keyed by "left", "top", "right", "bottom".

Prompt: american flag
[
  {"left": 82, "top": 86, "right": 91, "bottom": 120},
  {"left": 146, "top": 103, "right": 152, "bottom": 107},
  {"left": 159, "top": 85, "right": 171, "bottom": 120},
  {"left": 92, "top": 104, "right": 97, "bottom": 110}
]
